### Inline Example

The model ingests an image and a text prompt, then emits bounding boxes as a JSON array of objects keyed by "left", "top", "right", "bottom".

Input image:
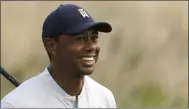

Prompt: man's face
[{"left": 52, "top": 29, "right": 100, "bottom": 76}]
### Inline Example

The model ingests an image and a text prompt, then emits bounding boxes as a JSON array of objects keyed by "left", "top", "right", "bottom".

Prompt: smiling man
[{"left": 1, "top": 4, "right": 116, "bottom": 108}]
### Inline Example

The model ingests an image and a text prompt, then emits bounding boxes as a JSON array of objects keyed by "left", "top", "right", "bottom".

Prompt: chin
[
  {"left": 80, "top": 67, "right": 95, "bottom": 75},
  {"left": 76, "top": 60, "right": 97, "bottom": 76}
]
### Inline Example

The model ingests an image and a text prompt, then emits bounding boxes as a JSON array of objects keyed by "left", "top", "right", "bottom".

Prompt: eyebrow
[
  {"left": 93, "top": 30, "right": 99, "bottom": 34},
  {"left": 86, "top": 30, "right": 99, "bottom": 35},
  {"left": 74, "top": 30, "right": 98, "bottom": 37}
]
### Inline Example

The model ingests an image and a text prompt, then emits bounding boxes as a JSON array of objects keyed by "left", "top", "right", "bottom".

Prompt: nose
[{"left": 84, "top": 40, "right": 97, "bottom": 52}]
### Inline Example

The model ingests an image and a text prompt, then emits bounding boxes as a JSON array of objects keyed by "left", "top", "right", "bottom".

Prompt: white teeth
[{"left": 82, "top": 57, "right": 94, "bottom": 61}]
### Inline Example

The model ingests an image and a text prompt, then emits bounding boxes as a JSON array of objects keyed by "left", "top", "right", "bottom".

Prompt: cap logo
[{"left": 78, "top": 9, "right": 89, "bottom": 18}]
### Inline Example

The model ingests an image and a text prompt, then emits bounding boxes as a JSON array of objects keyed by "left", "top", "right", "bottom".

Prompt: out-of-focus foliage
[{"left": 1, "top": 1, "right": 188, "bottom": 108}]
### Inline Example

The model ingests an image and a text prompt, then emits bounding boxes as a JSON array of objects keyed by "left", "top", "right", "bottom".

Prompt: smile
[
  {"left": 82, "top": 57, "right": 94, "bottom": 61},
  {"left": 80, "top": 56, "right": 95, "bottom": 66}
]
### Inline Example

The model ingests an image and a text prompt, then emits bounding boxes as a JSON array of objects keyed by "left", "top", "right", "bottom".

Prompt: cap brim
[
  {"left": 91, "top": 22, "right": 112, "bottom": 33},
  {"left": 64, "top": 21, "right": 112, "bottom": 34}
]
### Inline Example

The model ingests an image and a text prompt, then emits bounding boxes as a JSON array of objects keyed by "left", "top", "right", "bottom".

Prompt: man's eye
[
  {"left": 75, "top": 37, "right": 85, "bottom": 41},
  {"left": 91, "top": 35, "right": 99, "bottom": 41}
]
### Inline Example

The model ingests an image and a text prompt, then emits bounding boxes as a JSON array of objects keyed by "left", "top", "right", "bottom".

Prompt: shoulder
[
  {"left": 85, "top": 76, "right": 117, "bottom": 108},
  {"left": 85, "top": 76, "right": 111, "bottom": 94},
  {"left": 1, "top": 72, "right": 49, "bottom": 108},
  {"left": 1, "top": 101, "right": 15, "bottom": 108}
]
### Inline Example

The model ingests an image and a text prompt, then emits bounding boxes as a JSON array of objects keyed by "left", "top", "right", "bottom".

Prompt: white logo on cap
[{"left": 78, "top": 9, "right": 89, "bottom": 18}]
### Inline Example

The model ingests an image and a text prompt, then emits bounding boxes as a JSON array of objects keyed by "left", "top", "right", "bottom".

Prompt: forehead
[
  {"left": 74, "top": 28, "right": 98, "bottom": 35},
  {"left": 64, "top": 28, "right": 98, "bottom": 36},
  {"left": 58, "top": 29, "right": 98, "bottom": 40}
]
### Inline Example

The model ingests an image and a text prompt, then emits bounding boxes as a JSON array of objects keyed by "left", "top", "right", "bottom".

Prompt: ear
[{"left": 43, "top": 38, "right": 58, "bottom": 58}]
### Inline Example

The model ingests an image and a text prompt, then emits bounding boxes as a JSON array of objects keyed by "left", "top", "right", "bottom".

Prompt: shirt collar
[{"left": 42, "top": 67, "right": 86, "bottom": 101}]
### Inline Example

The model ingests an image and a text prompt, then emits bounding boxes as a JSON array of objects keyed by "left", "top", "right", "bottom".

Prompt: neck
[{"left": 48, "top": 64, "right": 84, "bottom": 96}]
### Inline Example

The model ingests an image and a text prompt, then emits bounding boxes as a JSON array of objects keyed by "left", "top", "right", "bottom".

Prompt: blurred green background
[{"left": 1, "top": 1, "right": 188, "bottom": 108}]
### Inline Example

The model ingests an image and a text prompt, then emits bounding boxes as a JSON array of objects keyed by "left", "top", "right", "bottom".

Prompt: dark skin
[{"left": 43, "top": 29, "right": 100, "bottom": 96}]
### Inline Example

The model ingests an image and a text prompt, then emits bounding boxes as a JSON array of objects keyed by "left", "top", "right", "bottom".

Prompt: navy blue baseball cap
[{"left": 42, "top": 4, "right": 112, "bottom": 40}]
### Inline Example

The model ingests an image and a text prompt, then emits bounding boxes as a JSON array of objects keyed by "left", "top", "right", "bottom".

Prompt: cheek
[
  {"left": 96, "top": 43, "right": 100, "bottom": 54},
  {"left": 62, "top": 44, "right": 83, "bottom": 59},
  {"left": 56, "top": 47, "right": 74, "bottom": 65},
  {"left": 55, "top": 47, "right": 65, "bottom": 61},
  {"left": 56, "top": 44, "right": 70, "bottom": 58}
]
